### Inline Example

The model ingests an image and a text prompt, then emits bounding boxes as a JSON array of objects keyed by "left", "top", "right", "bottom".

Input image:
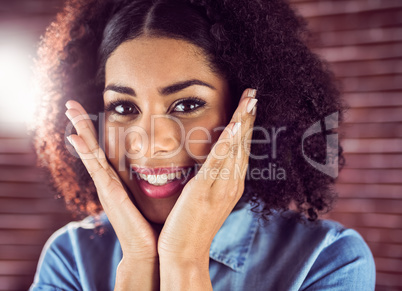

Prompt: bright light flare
[{"left": 0, "top": 44, "right": 37, "bottom": 126}]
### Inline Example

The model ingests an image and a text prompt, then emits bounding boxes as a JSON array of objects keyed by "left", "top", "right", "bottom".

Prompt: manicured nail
[
  {"left": 247, "top": 89, "right": 257, "bottom": 98},
  {"left": 252, "top": 106, "right": 257, "bottom": 116},
  {"left": 231, "top": 122, "right": 241, "bottom": 135},
  {"left": 67, "top": 136, "right": 74, "bottom": 146},
  {"left": 65, "top": 110, "right": 72, "bottom": 120},
  {"left": 246, "top": 99, "right": 258, "bottom": 114}
]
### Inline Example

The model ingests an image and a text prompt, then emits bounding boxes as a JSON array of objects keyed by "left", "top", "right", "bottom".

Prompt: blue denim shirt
[{"left": 30, "top": 200, "right": 375, "bottom": 290}]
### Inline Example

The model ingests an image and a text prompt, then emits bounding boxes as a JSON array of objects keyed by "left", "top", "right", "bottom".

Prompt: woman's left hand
[{"left": 158, "top": 88, "right": 257, "bottom": 290}]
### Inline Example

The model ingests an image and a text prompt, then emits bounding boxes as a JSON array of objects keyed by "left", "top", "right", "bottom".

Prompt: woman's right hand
[{"left": 65, "top": 100, "right": 159, "bottom": 290}]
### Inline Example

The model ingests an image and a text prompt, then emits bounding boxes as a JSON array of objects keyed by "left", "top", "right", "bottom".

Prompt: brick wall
[
  {"left": 0, "top": 125, "right": 73, "bottom": 290},
  {"left": 0, "top": 0, "right": 401, "bottom": 290},
  {"left": 289, "top": 0, "right": 402, "bottom": 290},
  {"left": 0, "top": 2, "right": 69, "bottom": 290}
]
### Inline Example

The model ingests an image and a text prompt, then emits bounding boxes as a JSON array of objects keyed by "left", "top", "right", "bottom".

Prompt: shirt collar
[{"left": 209, "top": 198, "right": 259, "bottom": 273}]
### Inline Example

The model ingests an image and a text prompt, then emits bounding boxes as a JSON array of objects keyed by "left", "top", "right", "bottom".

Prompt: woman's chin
[
  {"left": 146, "top": 211, "right": 170, "bottom": 225},
  {"left": 136, "top": 196, "right": 178, "bottom": 225}
]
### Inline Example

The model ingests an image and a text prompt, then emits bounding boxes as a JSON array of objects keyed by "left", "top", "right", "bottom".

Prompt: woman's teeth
[{"left": 138, "top": 168, "right": 192, "bottom": 186}]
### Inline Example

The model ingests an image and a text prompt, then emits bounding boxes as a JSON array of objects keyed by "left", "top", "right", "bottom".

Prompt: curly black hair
[{"left": 34, "top": 0, "right": 345, "bottom": 220}]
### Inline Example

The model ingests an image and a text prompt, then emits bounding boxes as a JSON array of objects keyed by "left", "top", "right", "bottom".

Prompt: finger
[
  {"left": 196, "top": 88, "right": 258, "bottom": 186},
  {"left": 68, "top": 134, "right": 116, "bottom": 213},
  {"left": 228, "top": 88, "right": 257, "bottom": 158},
  {"left": 208, "top": 89, "right": 256, "bottom": 161},
  {"left": 69, "top": 134, "right": 136, "bottom": 219},
  {"left": 214, "top": 88, "right": 257, "bottom": 164},
  {"left": 65, "top": 107, "right": 108, "bottom": 169},
  {"left": 67, "top": 117, "right": 153, "bottom": 247},
  {"left": 69, "top": 135, "right": 144, "bottom": 244},
  {"left": 68, "top": 134, "right": 111, "bottom": 187},
  {"left": 236, "top": 91, "right": 258, "bottom": 180},
  {"left": 196, "top": 121, "right": 236, "bottom": 184},
  {"left": 66, "top": 100, "right": 97, "bottom": 135},
  {"left": 212, "top": 88, "right": 258, "bottom": 190}
]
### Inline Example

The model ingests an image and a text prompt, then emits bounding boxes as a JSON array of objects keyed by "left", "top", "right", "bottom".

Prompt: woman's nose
[{"left": 127, "top": 114, "right": 182, "bottom": 159}]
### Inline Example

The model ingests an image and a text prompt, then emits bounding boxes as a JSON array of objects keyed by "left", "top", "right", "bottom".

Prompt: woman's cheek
[{"left": 184, "top": 116, "right": 225, "bottom": 162}]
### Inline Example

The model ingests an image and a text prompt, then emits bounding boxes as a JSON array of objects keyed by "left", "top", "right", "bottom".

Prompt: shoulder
[
  {"left": 253, "top": 210, "right": 376, "bottom": 290},
  {"left": 260, "top": 210, "right": 369, "bottom": 250},
  {"left": 40, "top": 213, "right": 115, "bottom": 259},
  {"left": 210, "top": 203, "right": 375, "bottom": 290},
  {"left": 30, "top": 213, "right": 119, "bottom": 291},
  {"left": 296, "top": 218, "right": 376, "bottom": 290}
]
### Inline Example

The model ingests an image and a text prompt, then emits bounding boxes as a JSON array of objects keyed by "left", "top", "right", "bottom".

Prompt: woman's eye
[
  {"left": 173, "top": 98, "right": 205, "bottom": 113},
  {"left": 105, "top": 101, "right": 138, "bottom": 116},
  {"left": 115, "top": 104, "right": 135, "bottom": 115}
]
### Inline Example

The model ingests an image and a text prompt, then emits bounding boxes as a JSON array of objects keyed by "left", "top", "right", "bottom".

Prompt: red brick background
[
  {"left": 289, "top": 1, "right": 402, "bottom": 290},
  {"left": 0, "top": 0, "right": 401, "bottom": 290}
]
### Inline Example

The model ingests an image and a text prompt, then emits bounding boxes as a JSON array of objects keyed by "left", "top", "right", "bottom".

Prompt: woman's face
[{"left": 104, "top": 36, "right": 231, "bottom": 224}]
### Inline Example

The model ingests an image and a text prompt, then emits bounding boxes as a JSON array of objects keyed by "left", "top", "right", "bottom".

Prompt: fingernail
[
  {"left": 246, "top": 99, "right": 258, "bottom": 114},
  {"left": 65, "top": 110, "right": 72, "bottom": 120},
  {"left": 65, "top": 102, "right": 72, "bottom": 109},
  {"left": 67, "top": 136, "right": 74, "bottom": 146},
  {"left": 231, "top": 122, "right": 241, "bottom": 135},
  {"left": 252, "top": 106, "right": 257, "bottom": 116},
  {"left": 247, "top": 89, "right": 257, "bottom": 98}
]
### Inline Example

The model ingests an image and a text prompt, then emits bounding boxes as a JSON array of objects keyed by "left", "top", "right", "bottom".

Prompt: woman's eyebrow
[
  {"left": 103, "top": 79, "right": 215, "bottom": 97},
  {"left": 159, "top": 79, "right": 216, "bottom": 95},
  {"left": 103, "top": 85, "right": 135, "bottom": 96}
]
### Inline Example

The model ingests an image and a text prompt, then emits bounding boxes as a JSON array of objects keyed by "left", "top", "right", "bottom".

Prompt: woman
[{"left": 31, "top": 0, "right": 375, "bottom": 290}]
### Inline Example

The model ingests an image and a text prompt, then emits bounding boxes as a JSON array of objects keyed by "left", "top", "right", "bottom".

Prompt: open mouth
[
  {"left": 136, "top": 167, "right": 193, "bottom": 186},
  {"left": 130, "top": 166, "right": 196, "bottom": 199}
]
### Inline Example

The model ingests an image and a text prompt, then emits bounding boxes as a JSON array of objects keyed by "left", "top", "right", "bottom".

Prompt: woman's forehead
[{"left": 104, "top": 36, "right": 228, "bottom": 93}]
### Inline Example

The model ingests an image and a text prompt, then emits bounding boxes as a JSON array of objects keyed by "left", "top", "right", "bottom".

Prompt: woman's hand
[
  {"left": 158, "top": 88, "right": 258, "bottom": 290},
  {"left": 65, "top": 101, "right": 159, "bottom": 290}
]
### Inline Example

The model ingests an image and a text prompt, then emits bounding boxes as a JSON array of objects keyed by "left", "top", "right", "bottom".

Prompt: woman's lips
[{"left": 131, "top": 166, "right": 195, "bottom": 199}]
